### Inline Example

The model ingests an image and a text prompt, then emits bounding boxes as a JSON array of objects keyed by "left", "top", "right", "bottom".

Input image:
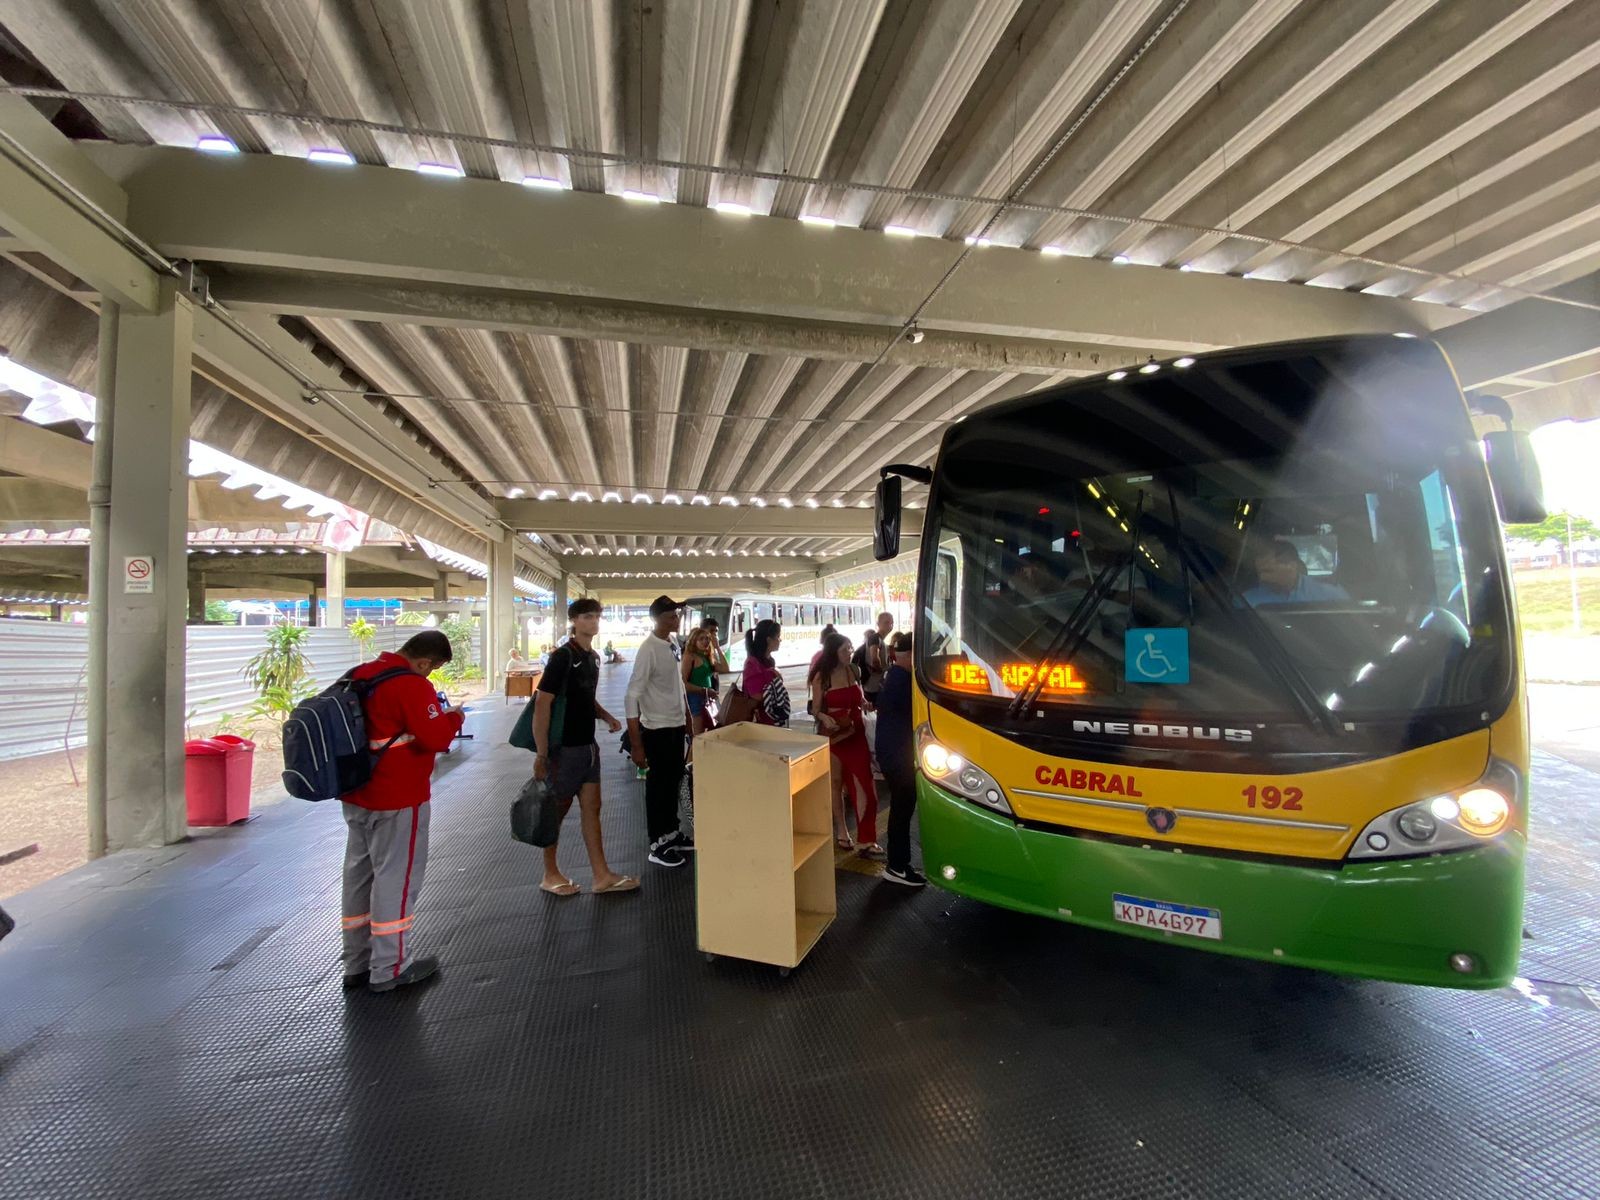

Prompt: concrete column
[
  {"left": 432, "top": 576, "right": 449, "bottom": 603},
  {"left": 321, "top": 551, "right": 346, "bottom": 627},
  {"left": 89, "top": 277, "right": 193, "bottom": 854},
  {"left": 49, "top": 602, "right": 63, "bottom": 622},
  {"left": 486, "top": 533, "right": 515, "bottom": 686},
  {"left": 552, "top": 575, "right": 570, "bottom": 650},
  {"left": 187, "top": 571, "right": 205, "bottom": 623}
]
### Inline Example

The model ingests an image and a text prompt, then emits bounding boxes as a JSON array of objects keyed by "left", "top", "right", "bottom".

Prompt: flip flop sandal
[
  {"left": 592, "top": 875, "right": 640, "bottom": 894},
  {"left": 540, "top": 879, "right": 580, "bottom": 896}
]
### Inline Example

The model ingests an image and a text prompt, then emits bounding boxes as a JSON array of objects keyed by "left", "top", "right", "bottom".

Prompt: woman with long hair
[
  {"left": 808, "top": 624, "right": 837, "bottom": 675},
  {"left": 809, "top": 630, "right": 882, "bottom": 857},
  {"left": 680, "top": 625, "right": 719, "bottom": 735},
  {"left": 740, "top": 618, "right": 784, "bottom": 725}
]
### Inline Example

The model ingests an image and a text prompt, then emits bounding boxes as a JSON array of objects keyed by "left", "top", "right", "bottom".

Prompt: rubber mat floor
[{"left": 1, "top": 667, "right": 1597, "bottom": 1199}]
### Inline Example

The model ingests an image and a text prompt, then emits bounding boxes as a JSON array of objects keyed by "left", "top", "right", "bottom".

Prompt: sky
[{"left": 1530, "top": 418, "right": 1600, "bottom": 521}]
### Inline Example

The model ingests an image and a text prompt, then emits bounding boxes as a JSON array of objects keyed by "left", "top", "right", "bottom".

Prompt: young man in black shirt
[{"left": 533, "top": 597, "right": 638, "bottom": 894}]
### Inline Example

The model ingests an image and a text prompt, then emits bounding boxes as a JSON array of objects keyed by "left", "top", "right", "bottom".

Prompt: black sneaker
[
  {"left": 648, "top": 842, "right": 687, "bottom": 868},
  {"left": 368, "top": 956, "right": 440, "bottom": 993},
  {"left": 882, "top": 866, "right": 927, "bottom": 888},
  {"left": 671, "top": 830, "right": 695, "bottom": 853}
]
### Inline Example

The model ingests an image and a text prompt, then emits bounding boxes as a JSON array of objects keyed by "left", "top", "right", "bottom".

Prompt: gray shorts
[{"left": 547, "top": 742, "right": 601, "bottom": 801}]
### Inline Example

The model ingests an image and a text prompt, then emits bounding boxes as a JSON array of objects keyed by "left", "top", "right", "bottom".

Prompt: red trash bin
[{"left": 185, "top": 735, "right": 256, "bottom": 826}]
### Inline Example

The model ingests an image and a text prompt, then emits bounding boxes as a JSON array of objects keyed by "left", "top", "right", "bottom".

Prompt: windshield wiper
[
  {"left": 1003, "top": 549, "right": 1133, "bottom": 719},
  {"left": 1163, "top": 528, "right": 1343, "bottom": 739},
  {"left": 1006, "top": 495, "right": 1145, "bottom": 719}
]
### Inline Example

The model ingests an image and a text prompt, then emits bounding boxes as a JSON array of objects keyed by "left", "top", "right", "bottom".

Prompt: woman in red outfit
[{"left": 808, "top": 631, "right": 883, "bottom": 859}]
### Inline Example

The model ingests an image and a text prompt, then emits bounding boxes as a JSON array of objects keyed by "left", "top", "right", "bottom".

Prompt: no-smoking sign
[{"left": 123, "top": 555, "right": 154, "bottom": 594}]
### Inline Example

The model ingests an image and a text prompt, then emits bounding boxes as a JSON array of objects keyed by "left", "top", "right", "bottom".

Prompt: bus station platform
[{"left": 1, "top": 670, "right": 1597, "bottom": 1199}]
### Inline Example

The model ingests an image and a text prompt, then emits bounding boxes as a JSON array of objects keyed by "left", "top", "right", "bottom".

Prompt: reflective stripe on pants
[{"left": 340, "top": 801, "right": 430, "bottom": 984}]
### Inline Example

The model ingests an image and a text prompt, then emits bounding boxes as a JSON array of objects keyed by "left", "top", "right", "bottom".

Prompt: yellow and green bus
[{"left": 875, "top": 335, "right": 1545, "bottom": 989}]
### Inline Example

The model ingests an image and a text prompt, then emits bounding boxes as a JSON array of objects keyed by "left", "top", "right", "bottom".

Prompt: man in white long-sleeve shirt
[{"left": 625, "top": 595, "right": 691, "bottom": 868}]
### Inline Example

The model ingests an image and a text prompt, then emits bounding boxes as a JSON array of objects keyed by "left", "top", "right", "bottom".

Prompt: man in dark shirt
[
  {"left": 874, "top": 632, "right": 925, "bottom": 887},
  {"left": 533, "top": 597, "right": 637, "bottom": 895},
  {"left": 861, "top": 611, "right": 894, "bottom": 707}
]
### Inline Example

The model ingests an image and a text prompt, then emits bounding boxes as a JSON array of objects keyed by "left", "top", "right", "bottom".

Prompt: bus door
[{"left": 727, "top": 604, "right": 750, "bottom": 669}]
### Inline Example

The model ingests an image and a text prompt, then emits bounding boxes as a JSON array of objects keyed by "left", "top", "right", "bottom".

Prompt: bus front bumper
[{"left": 917, "top": 781, "right": 1525, "bottom": 989}]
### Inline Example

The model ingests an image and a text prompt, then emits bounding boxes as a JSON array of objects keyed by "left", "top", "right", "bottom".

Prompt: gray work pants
[{"left": 341, "top": 801, "right": 431, "bottom": 985}]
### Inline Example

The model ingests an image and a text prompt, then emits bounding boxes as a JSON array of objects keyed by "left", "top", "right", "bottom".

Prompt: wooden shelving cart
[{"left": 692, "top": 723, "right": 834, "bottom": 975}]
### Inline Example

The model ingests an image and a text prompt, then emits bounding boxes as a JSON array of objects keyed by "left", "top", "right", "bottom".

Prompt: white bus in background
[{"left": 683, "top": 593, "right": 878, "bottom": 672}]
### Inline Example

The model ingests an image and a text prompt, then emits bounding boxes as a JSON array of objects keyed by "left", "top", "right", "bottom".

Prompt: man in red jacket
[{"left": 341, "top": 630, "right": 463, "bottom": 993}]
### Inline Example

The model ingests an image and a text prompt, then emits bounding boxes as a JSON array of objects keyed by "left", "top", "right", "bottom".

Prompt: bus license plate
[{"left": 1112, "top": 893, "right": 1222, "bottom": 940}]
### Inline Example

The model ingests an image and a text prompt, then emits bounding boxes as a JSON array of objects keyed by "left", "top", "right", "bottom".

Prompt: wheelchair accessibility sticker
[{"left": 1126, "top": 628, "right": 1189, "bottom": 684}]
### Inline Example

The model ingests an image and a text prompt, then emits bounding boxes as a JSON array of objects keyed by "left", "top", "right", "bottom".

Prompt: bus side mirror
[
  {"left": 1482, "top": 431, "right": 1545, "bottom": 525},
  {"left": 874, "top": 475, "right": 902, "bottom": 561}
]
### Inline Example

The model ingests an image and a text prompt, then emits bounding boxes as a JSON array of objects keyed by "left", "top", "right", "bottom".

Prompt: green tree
[
  {"left": 395, "top": 611, "right": 427, "bottom": 626},
  {"left": 237, "top": 624, "right": 316, "bottom": 744},
  {"left": 436, "top": 614, "right": 476, "bottom": 681},
  {"left": 203, "top": 600, "right": 235, "bottom": 624},
  {"left": 241, "top": 623, "right": 313, "bottom": 695},
  {"left": 348, "top": 615, "right": 377, "bottom": 659},
  {"left": 1506, "top": 512, "right": 1599, "bottom": 542}
]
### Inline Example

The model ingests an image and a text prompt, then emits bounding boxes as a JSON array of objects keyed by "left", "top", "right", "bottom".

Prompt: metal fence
[{"left": 0, "top": 619, "right": 412, "bottom": 761}]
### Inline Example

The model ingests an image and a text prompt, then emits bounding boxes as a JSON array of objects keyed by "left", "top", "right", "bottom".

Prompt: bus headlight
[
  {"left": 1456, "top": 787, "right": 1509, "bottom": 836},
  {"left": 1347, "top": 760, "right": 1520, "bottom": 861},
  {"left": 917, "top": 723, "right": 1012, "bottom": 815},
  {"left": 919, "top": 737, "right": 958, "bottom": 778}
]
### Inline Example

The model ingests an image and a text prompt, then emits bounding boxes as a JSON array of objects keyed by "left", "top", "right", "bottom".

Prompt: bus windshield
[{"left": 918, "top": 339, "right": 1513, "bottom": 728}]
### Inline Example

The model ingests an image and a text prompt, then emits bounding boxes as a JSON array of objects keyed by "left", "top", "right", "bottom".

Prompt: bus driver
[{"left": 1245, "top": 538, "right": 1348, "bottom": 606}]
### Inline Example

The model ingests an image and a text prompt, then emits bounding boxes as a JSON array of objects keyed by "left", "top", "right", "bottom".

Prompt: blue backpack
[{"left": 281, "top": 666, "right": 413, "bottom": 801}]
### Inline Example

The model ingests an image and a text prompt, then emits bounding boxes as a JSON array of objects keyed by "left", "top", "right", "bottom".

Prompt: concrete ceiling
[{"left": 0, "top": 0, "right": 1598, "bottom": 576}]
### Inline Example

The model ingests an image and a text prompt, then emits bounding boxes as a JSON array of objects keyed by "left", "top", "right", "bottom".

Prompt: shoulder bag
[
  {"left": 718, "top": 680, "right": 759, "bottom": 726},
  {"left": 508, "top": 644, "right": 574, "bottom": 752}
]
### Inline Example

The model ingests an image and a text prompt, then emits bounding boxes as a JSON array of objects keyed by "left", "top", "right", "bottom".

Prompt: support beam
[
  {"left": 321, "top": 551, "right": 346, "bottom": 628},
  {"left": 1435, "top": 270, "right": 1600, "bottom": 390},
  {"left": 0, "top": 477, "right": 94, "bottom": 521},
  {"left": 93, "top": 145, "right": 1463, "bottom": 353},
  {"left": 203, "top": 572, "right": 318, "bottom": 596},
  {"left": 0, "top": 97, "right": 157, "bottom": 311},
  {"left": 486, "top": 531, "right": 515, "bottom": 688},
  {"left": 557, "top": 551, "right": 821, "bottom": 575},
  {"left": 499, "top": 499, "right": 916, "bottom": 539},
  {"left": 816, "top": 541, "right": 922, "bottom": 584},
  {"left": 344, "top": 544, "right": 444, "bottom": 579},
  {"left": 587, "top": 577, "right": 773, "bottom": 603},
  {"left": 0, "top": 573, "right": 87, "bottom": 597},
  {"left": 187, "top": 571, "right": 205, "bottom": 623},
  {"left": 207, "top": 268, "right": 1140, "bottom": 378},
  {"left": 92, "top": 277, "right": 191, "bottom": 853},
  {"left": 0, "top": 416, "right": 93, "bottom": 489}
]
